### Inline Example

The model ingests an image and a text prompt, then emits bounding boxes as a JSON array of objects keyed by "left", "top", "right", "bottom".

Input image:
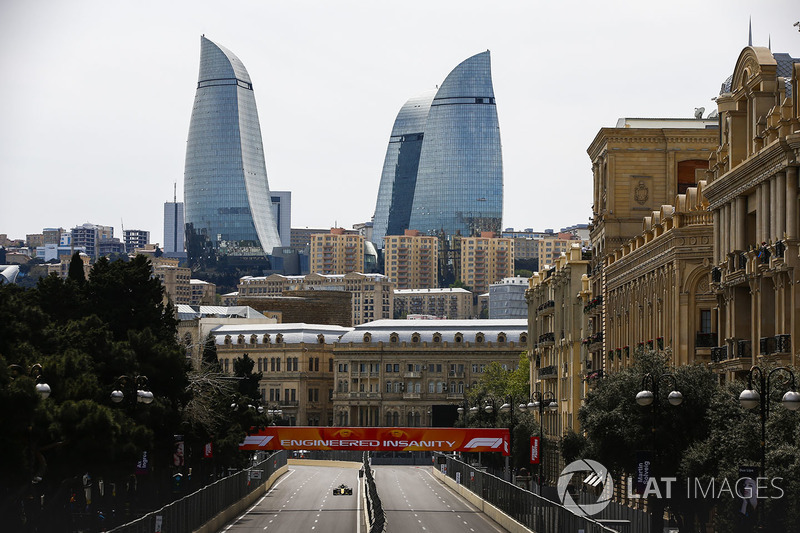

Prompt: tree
[
  {"left": 67, "top": 252, "right": 85, "bottom": 284},
  {"left": 464, "top": 353, "right": 535, "bottom": 471},
  {"left": 0, "top": 257, "right": 189, "bottom": 531}
]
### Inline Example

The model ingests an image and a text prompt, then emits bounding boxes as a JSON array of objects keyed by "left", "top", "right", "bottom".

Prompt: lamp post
[
  {"left": 739, "top": 365, "right": 800, "bottom": 489},
  {"left": 524, "top": 391, "right": 557, "bottom": 489},
  {"left": 9, "top": 363, "right": 51, "bottom": 400},
  {"left": 635, "top": 372, "right": 682, "bottom": 532},
  {"left": 110, "top": 375, "right": 154, "bottom": 406}
]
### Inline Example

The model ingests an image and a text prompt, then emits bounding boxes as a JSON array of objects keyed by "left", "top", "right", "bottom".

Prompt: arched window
[
  {"left": 428, "top": 381, "right": 435, "bottom": 393},
  {"left": 497, "top": 332, "right": 507, "bottom": 343},
  {"left": 411, "top": 333, "right": 421, "bottom": 343},
  {"left": 250, "top": 334, "right": 258, "bottom": 344},
  {"left": 363, "top": 332, "right": 372, "bottom": 343},
  {"left": 432, "top": 333, "right": 442, "bottom": 343},
  {"left": 392, "top": 411, "right": 400, "bottom": 426},
  {"left": 386, "top": 381, "right": 392, "bottom": 393},
  {"left": 449, "top": 381, "right": 456, "bottom": 393},
  {"left": 263, "top": 334, "right": 271, "bottom": 344},
  {"left": 414, "top": 382, "right": 421, "bottom": 393},
  {"left": 237, "top": 334, "right": 245, "bottom": 345},
  {"left": 276, "top": 333, "right": 284, "bottom": 343},
  {"left": 385, "top": 412, "right": 393, "bottom": 426},
  {"left": 454, "top": 332, "right": 463, "bottom": 343},
  {"left": 519, "top": 333, "right": 527, "bottom": 344},
  {"left": 458, "top": 381, "right": 464, "bottom": 393},
  {"left": 437, "top": 381, "right": 444, "bottom": 393},
  {"left": 475, "top": 332, "right": 485, "bottom": 344},
  {"left": 389, "top": 332, "right": 399, "bottom": 344},
  {"left": 224, "top": 335, "right": 232, "bottom": 345},
  {"left": 317, "top": 334, "right": 325, "bottom": 344}
]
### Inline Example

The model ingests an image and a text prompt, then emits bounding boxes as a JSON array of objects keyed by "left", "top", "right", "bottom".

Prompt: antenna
[
  {"left": 749, "top": 17, "right": 753, "bottom": 46},
  {"left": 174, "top": 182, "right": 177, "bottom": 203}
]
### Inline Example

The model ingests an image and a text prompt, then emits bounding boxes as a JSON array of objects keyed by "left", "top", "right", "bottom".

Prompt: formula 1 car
[{"left": 332, "top": 484, "right": 353, "bottom": 496}]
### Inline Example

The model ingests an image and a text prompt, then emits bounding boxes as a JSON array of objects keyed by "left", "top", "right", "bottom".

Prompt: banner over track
[{"left": 240, "top": 427, "right": 510, "bottom": 456}]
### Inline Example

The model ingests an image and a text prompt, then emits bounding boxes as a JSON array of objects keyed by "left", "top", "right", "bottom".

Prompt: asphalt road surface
[
  {"left": 221, "top": 464, "right": 362, "bottom": 533},
  {"left": 373, "top": 465, "right": 508, "bottom": 533}
]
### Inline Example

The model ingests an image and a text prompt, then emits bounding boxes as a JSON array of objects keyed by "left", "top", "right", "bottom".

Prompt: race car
[{"left": 332, "top": 484, "right": 353, "bottom": 495}]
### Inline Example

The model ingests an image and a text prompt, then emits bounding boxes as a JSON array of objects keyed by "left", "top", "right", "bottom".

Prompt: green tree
[
  {"left": 67, "top": 251, "right": 85, "bottom": 284},
  {"left": 0, "top": 257, "right": 189, "bottom": 531},
  {"left": 464, "top": 353, "right": 534, "bottom": 471}
]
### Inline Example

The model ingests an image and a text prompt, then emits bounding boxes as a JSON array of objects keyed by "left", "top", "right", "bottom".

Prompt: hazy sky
[{"left": 1, "top": 1, "right": 798, "bottom": 243}]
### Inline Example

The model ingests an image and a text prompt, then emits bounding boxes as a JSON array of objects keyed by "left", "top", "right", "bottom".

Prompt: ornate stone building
[
  {"left": 704, "top": 45, "right": 800, "bottom": 381},
  {"left": 603, "top": 184, "right": 715, "bottom": 371},
  {"left": 332, "top": 319, "right": 527, "bottom": 427},
  {"left": 213, "top": 323, "right": 352, "bottom": 426},
  {"left": 526, "top": 245, "right": 590, "bottom": 437},
  {"left": 587, "top": 118, "right": 719, "bottom": 373}
]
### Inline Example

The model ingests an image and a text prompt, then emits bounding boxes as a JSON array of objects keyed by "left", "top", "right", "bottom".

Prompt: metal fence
[
  {"left": 108, "top": 450, "right": 287, "bottom": 533},
  {"left": 440, "top": 455, "right": 623, "bottom": 533}
]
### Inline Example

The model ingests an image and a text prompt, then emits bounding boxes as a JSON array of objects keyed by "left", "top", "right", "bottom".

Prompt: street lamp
[
  {"left": 523, "top": 391, "right": 557, "bottom": 489},
  {"left": 635, "top": 372, "right": 682, "bottom": 532},
  {"left": 9, "top": 363, "right": 51, "bottom": 399},
  {"left": 110, "top": 375, "right": 154, "bottom": 405},
  {"left": 739, "top": 365, "right": 800, "bottom": 479}
]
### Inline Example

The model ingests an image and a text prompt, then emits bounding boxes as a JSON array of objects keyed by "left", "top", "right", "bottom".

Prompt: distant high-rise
[
  {"left": 164, "top": 200, "right": 185, "bottom": 254},
  {"left": 372, "top": 51, "right": 503, "bottom": 248},
  {"left": 184, "top": 36, "right": 281, "bottom": 266},
  {"left": 270, "top": 191, "right": 291, "bottom": 248}
]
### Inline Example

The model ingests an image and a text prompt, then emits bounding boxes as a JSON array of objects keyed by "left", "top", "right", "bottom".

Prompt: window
[
  {"left": 386, "top": 363, "right": 393, "bottom": 372},
  {"left": 700, "top": 310, "right": 712, "bottom": 334},
  {"left": 329, "top": 358, "right": 334, "bottom": 372}
]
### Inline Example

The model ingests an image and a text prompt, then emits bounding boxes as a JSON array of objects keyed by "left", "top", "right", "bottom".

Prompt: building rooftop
[
  {"left": 212, "top": 323, "right": 352, "bottom": 344},
  {"left": 176, "top": 305, "right": 266, "bottom": 321},
  {"left": 339, "top": 318, "right": 527, "bottom": 344}
]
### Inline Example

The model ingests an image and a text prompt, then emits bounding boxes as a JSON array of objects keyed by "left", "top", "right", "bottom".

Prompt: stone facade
[
  {"left": 213, "top": 323, "right": 351, "bottom": 426},
  {"left": 393, "top": 288, "right": 474, "bottom": 319},
  {"left": 526, "top": 245, "right": 590, "bottom": 440},
  {"left": 238, "top": 272, "right": 394, "bottom": 326},
  {"left": 332, "top": 319, "right": 527, "bottom": 427},
  {"left": 604, "top": 184, "right": 715, "bottom": 370},
  {"left": 704, "top": 46, "right": 800, "bottom": 381},
  {"left": 587, "top": 120, "right": 719, "bottom": 373}
]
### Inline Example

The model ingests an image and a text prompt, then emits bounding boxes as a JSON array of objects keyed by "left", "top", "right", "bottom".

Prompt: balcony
[
  {"left": 402, "top": 392, "right": 421, "bottom": 400},
  {"left": 348, "top": 392, "right": 381, "bottom": 399},
  {"left": 711, "top": 346, "right": 728, "bottom": 363},
  {"left": 761, "top": 334, "right": 792, "bottom": 355},
  {"left": 403, "top": 371, "right": 421, "bottom": 379},
  {"left": 446, "top": 392, "right": 465, "bottom": 400},
  {"left": 537, "top": 332, "right": 555, "bottom": 347},
  {"left": 538, "top": 365, "right": 558, "bottom": 379},
  {"left": 537, "top": 300, "right": 555, "bottom": 316},
  {"left": 695, "top": 332, "right": 717, "bottom": 348},
  {"left": 448, "top": 371, "right": 465, "bottom": 379},
  {"left": 736, "top": 339, "right": 752, "bottom": 358}
]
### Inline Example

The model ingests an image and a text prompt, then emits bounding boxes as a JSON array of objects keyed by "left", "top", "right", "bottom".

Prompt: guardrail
[
  {"left": 108, "top": 451, "right": 287, "bottom": 533},
  {"left": 363, "top": 452, "right": 386, "bottom": 533},
  {"left": 438, "top": 455, "right": 623, "bottom": 532}
]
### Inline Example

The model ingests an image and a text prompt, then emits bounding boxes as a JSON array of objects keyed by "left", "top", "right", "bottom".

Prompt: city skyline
[{"left": 1, "top": 1, "right": 798, "bottom": 242}]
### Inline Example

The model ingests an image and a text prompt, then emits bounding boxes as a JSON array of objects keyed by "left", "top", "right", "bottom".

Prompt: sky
[{"left": 1, "top": 1, "right": 798, "bottom": 244}]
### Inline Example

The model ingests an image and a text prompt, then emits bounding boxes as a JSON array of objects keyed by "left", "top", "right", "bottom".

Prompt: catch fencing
[
  {"left": 440, "top": 455, "right": 625, "bottom": 533},
  {"left": 108, "top": 450, "right": 287, "bottom": 533}
]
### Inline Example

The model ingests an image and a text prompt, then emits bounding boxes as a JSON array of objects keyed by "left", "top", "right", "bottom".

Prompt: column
[
  {"left": 777, "top": 172, "right": 786, "bottom": 240},
  {"left": 756, "top": 186, "right": 764, "bottom": 244},
  {"left": 770, "top": 177, "right": 777, "bottom": 241},
  {"left": 787, "top": 167, "right": 798, "bottom": 240},
  {"left": 713, "top": 209, "right": 721, "bottom": 264},
  {"left": 736, "top": 197, "right": 747, "bottom": 251}
]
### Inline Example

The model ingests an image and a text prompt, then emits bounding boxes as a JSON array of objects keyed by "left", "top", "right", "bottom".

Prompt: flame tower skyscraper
[{"left": 184, "top": 36, "right": 281, "bottom": 267}]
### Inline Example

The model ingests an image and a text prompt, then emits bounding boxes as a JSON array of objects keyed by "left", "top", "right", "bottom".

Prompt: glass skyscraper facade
[
  {"left": 372, "top": 51, "right": 503, "bottom": 249},
  {"left": 184, "top": 36, "right": 281, "bottom": 265}
]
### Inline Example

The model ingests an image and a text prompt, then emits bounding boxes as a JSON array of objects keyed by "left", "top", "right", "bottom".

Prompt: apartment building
[
  {"left": 383, "top": 230, "right": 439, "bottom": 289},
  {"left": 310, "top": 228, "right": 365, "bottom": 275},
  {"left": 393, "top": 288, "right": 474, "bottom": 319},
  {"left": 458, "top": 232, "right": 514, "bottom": 295}
]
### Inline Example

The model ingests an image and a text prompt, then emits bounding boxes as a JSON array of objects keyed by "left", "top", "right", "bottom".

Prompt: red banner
[
  {"left": 240, "top": 427, "right": 510, "bottom": 456},
  {"left": 530, "top": 436, "right": 540, "bottom": 464}
]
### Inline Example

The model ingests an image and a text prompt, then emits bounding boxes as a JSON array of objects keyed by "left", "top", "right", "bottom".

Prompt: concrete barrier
[
  {"left": 288, "top": 459, "right": 362, "bottom": 469},
  {"left": 194, "top": 465, "right": 288, "bottom": 533},
  {"left": 431, "top": 466, "right": 533, "bottom": 533}
]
